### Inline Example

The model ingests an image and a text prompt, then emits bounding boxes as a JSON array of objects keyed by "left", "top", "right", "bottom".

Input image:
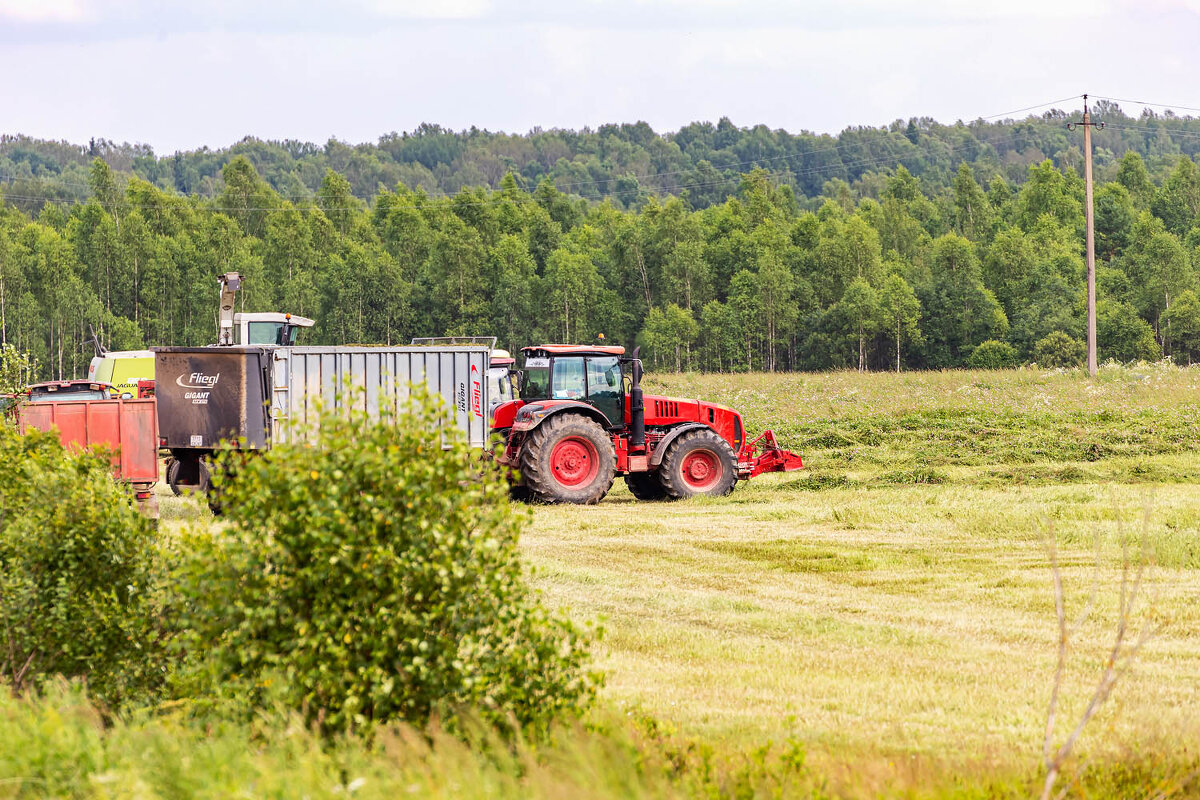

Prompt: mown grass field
[{"left": 153, "top": 364, "right": 1200, "bottom": 795}]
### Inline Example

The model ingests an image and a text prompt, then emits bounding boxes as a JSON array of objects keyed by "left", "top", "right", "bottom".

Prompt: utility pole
[{"left": 1068, "top": 95, "right": 1104, "bottom": 377}]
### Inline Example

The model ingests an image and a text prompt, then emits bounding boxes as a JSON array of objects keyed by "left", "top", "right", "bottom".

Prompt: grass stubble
[{"left": 146, "top": 365, "right": 1200, "bottom": 796}]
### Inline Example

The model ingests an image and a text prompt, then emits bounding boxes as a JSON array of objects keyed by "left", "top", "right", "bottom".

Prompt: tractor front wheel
[
  {"left": 520, "top": 414, "right": 615, "bottom": 504},
  {"left": 660, "top": 429, "right": 738, "bottom": 499}
]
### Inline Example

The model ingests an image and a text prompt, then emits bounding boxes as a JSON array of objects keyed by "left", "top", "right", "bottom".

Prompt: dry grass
[
  {"left": 154, "top": 365, "right": 1200, "bottom": 791},
  {"left": 524, "top": 481, "right": 1200, "bottom": 763},
  {"left": 518, "top": 365, "right": 1200, "bottom": 779}
]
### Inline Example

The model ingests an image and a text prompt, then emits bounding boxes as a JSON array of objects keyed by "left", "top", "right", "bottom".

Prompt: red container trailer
[{"left": 17, "top": 392, "right": 160, "bottom": 516}]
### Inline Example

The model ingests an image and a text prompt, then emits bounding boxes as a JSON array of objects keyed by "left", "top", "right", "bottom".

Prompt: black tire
[
  {"left": 166, "top": 456, "right": 210, "bottom": 496},
  {"left": 520, "top": 414, "right": 615, "bottom": 505},
  {"left": 659, "top": 428, "right": 738, "bottom": 499},
  {"left": 508, "top": 484, "right": 533, "bottom": 503},
  {"left": 204, "top": 458, "right": 223, "bottom": 515},
  {"left": 624, "top": 471, "right": 668, "bottom": 501},
  {"left": 165, "top": 457, "right": 182, "bottom": 496}
]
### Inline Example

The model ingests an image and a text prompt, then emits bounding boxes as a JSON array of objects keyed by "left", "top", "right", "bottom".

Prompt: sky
[{"left": 1, "top": 0, "right": 1199, "bottom": 154}]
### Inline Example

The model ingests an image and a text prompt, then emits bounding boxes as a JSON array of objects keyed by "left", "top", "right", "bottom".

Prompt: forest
[{"left": 3, "top": 100, "right": 1200, "bottom": 378}]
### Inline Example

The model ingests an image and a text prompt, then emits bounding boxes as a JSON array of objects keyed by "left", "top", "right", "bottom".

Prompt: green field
[{"left": 150, "top": 364, "right": 1200, "bottom": 795}]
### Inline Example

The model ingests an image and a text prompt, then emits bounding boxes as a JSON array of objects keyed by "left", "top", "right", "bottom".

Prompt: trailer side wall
[{"left": 270, "top": 347, "right": 490, "bottom": 449}]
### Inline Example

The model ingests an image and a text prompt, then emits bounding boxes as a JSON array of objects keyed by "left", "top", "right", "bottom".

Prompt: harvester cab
[
  {"left": 216, "top": 272, "right": 315, "bottom": 347},
  {"left": 492, "top": 343, "right": 803, "bottom": 505}
]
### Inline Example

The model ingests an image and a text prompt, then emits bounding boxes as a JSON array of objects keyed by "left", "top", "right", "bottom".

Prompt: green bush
[
  {"left": 1099, "top": 299, "right": 1161, "bottom": 362},
  {"left": 173, "top": 393, "right": 598, "bottom": 736},
  {"left": 0, "top": 343, "right": 37, "bottom": 395},
  {"left": 0, "top": 425, "right": 162, "bottom": 707},
  {"left": 966, "top": 339, "right": 1019, "bottom": 369},
  {"left": 1033, "top": 331, "right": 1086, "bottom": 368}
]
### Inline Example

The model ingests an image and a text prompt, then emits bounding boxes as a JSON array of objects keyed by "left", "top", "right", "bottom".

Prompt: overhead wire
[
  {"left": 975, "top": 95, "right": 1083, "bottom": 121},
  {"left": 1090, "top": 95, "right": 1200, "bottom": 116},
  {"left": 1101, "top": 123, "right": 1200, "bottom": 141}
]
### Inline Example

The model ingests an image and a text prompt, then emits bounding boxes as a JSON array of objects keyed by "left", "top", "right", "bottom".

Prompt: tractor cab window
[
  {"left": 551, "top": 357, "right": 586, "bottom": 400},
  {"left": 520, "top": 357, "right": 550, "bottom": 400},
  {"left": 586, "top": 356, "right": 623, "bottom": 426}
]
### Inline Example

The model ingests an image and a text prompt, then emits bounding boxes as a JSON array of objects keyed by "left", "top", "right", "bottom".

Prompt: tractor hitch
[{"left": 738, "top": 429, "right": 804, "bottom": 479}]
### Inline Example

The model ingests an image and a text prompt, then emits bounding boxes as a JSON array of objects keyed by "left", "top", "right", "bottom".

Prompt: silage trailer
[{"left": 154, "top": 344, "right": 492, "bottom": 497}]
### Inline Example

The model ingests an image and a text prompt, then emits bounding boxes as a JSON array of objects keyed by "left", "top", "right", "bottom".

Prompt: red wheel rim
[
  {"left": 550, "top": 436, "right": 599, "bottom": 487},
  {"left": 680, "top": 449, "right": 721, "bottom": 491}
]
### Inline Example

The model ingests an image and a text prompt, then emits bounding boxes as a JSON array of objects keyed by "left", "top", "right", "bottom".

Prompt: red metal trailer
[{"left": 17, "top": 396, "right": 160, "bottom": 516}]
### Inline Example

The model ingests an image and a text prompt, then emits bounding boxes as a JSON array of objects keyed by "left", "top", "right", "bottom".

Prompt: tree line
[
  {"left": 3, "top": 134, "right": 1200, "bottom": 379},
  {"left": 6, "top": 100, "right": 1200, "bottom": 213}
]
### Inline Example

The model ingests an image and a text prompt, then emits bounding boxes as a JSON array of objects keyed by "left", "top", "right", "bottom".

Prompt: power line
[
  {"left": 1102, "top": 123, "right": 1200, "bottom": 141},
  {"left": 1091, "top": 95, "right": 1200, "bottom": 116},
  {"left": 975, "top": 95, "right": 1082, "bottom": 121}
]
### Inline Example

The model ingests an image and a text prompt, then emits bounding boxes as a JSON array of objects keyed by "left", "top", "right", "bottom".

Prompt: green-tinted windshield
[
  {"left": 521, "top": 357, "right": 550, "bottom": 399},
  {"left": 551, "top": 357, "right": 586, "bottom": 400},
  {"left": 244, "top": 321, "right": 297, "bottom": 345},
  {"left": 586, "top": 356, "right": 622, "bottom": 425}
]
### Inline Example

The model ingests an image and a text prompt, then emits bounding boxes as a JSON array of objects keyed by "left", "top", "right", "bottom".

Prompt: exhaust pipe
[{"left": 630, "top": 346, "right": 645, "bottom": 450}]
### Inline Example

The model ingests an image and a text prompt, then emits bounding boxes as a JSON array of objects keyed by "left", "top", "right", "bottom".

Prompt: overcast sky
[{"left": 1, "top": 0, "right": 1198, "bottom": 154}]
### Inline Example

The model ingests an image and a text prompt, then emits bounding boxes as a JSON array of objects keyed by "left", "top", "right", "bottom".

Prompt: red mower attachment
[{"left": 738, "top": 430, "right": 804, "bottom": 479}]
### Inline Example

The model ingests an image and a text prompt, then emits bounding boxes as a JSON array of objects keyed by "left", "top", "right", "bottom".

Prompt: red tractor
[{"left": 491, "top": 344, "right": 803, "bottom": 504}]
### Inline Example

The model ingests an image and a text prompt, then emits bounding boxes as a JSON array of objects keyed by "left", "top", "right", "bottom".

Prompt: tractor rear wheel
[
  {"left": 520, "top": 414, "right": 615, "bottom": 504},
  {"left": 624, "top": 471, "right": 668, "bottom": 501},
  {"left": 660, "top": 428, "right": 738, "bottom": 499}
]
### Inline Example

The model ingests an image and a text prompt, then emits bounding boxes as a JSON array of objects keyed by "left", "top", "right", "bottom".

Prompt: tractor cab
[{"left": 516, "top": 344, "right": 630, "bottom": 428}]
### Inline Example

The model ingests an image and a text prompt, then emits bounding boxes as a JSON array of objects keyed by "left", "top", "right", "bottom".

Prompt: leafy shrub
[
  {"left": 173, "top": 392, "right": 598, "bottom": 735},
  {"left": 0, "top": 343, "right": 37, "bottom": 395},
  {"left": 1099, "top": 299, "right": 1161, "bottom": 362},
  {"left": 1034, "top": 331, "right": 1086, "bottom": 368},
  {"left": 966, "top": 339, "right": 1019, "bottom": 369},
  {"left": 0, "top": 425, "right": 161, "bottom": 707}
]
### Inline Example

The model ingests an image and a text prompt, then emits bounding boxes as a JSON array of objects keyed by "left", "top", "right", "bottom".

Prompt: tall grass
[{"left": 5, "top": 684, "right": 1194, "bottom": 799}]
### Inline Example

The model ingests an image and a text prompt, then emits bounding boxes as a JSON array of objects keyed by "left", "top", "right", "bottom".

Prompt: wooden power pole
[{"left": 1068, "top": 95, "right": 1104, "bottom": 376}]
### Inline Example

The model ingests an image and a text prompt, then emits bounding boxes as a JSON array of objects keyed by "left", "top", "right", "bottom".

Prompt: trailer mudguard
[{"left": 648, "top": 422, "right": 710, "bottom": 467}]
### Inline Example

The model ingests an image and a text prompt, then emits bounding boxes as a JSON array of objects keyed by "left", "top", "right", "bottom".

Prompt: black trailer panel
[{"left": 154, "top": 347, "right": 269, "bottom": 449}]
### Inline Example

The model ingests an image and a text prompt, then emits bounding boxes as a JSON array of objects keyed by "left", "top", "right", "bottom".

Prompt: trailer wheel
[
  {"left": 624, "top": 471, "right": 668, "bottom": 501},
  {"left": 166, "top": 456, "right": 210, "bottom": 496},
  {"left": 520, "top": 413, "right": 615, "bottom": 505},
  {"left": 165, "top": 458, "right": 182, "bottom": 496},
  {"left": 659, "top": 429, "right": 738, "bottom": 499}
]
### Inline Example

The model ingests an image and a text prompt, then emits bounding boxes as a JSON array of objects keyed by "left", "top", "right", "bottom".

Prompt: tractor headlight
[{"left": 516, "top": 404, "right": 545, "bottom": 423}]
